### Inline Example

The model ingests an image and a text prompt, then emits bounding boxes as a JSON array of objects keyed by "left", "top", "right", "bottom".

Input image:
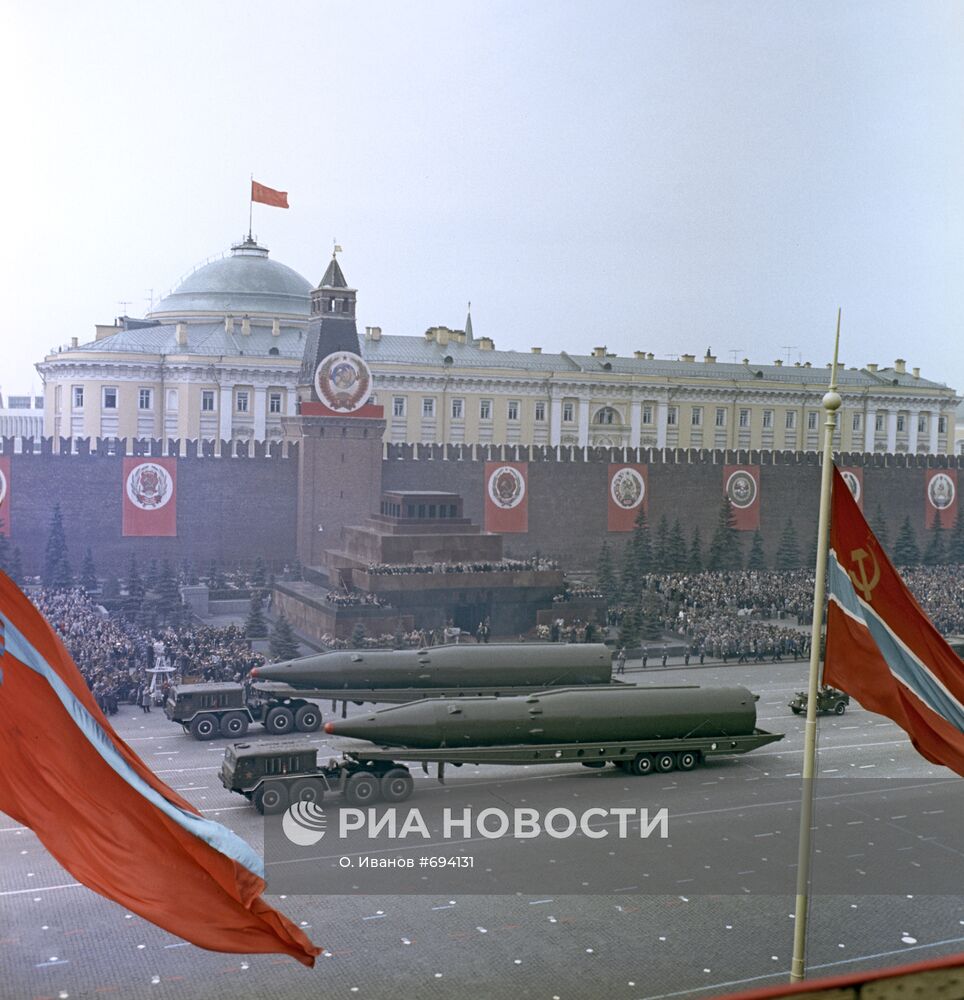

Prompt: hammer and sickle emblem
[{"left": 849, "top": 547, "right": 880, "bottom": 601}]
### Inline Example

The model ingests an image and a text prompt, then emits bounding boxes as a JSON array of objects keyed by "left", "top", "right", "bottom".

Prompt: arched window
[{"left": 594, "top": 406, "right": 620, "bottom": 425}]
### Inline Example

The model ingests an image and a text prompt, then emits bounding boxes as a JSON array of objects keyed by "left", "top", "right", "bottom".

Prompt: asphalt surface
[{"left": 2, "top": 659, "right": 963, "bottom": 1000}]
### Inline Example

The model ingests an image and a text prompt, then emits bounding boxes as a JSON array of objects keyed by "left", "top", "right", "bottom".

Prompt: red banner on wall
[
  {"left": 838, "top": 467, "right": 864, "bottom": 511},
  {"left": 0, "top": 456, "right": 10, "bottom": 536},
  {"left": 925, "top": 468, "right": 957, "bottom": 529},
  {"left": 722, "top": 465, "right": 760, "bottom": 531},
  {"left": 484, "top": 462, "right": 528, "bottom": 533},
  {"left": 607, "top": 464, "right": 647, "bottom": 532},
  {"left": 122, "top": 458, "right": 177, "bottom": 537}
]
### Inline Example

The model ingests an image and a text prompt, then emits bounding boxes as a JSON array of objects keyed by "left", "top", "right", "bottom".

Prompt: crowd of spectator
[
  {"left": 324, "top": 590, "right": 391, "bottom": 608},
  {"left": 365, "top": 557, "right": 558, "bottom": 576}
]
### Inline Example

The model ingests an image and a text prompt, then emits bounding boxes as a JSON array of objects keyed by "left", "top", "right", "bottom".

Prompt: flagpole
[
  {"left": 248, "top": 174, "right": 253, "bottom": 241},
  {"left": 790, "top": 308, "right": 842, "bottom": 982}
]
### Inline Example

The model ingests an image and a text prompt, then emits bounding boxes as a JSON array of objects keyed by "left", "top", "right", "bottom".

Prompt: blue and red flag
[
  {"left": 824, "top": 466, "right": 964, "bottom": 775},
  {"left": 0, "top": 572, "right": 321, "bottom": 965}
]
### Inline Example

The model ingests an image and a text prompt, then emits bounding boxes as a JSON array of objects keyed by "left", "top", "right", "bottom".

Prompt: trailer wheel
[
  {"left": 257, "top": 781, "right": 289, "bottom": 815},
  {"left": 677, "top": 751, "right": 700, "bottom": 771},
  {"left": 380, "top": 768, "right": 414, "bottom": 803},
  {"left": 190, "top": 715, "right": 218, "bottom": 741},
  {"left": 290, "top": 778, "right": 325, "bottom": 805},
  {"left": 294, "top": 704, "right": 321, "bottom": 733},
  {"left": 655, "top": 752, "right": 677, "bottom": 773},
  {"left": 834, "top": 701, "right": 847, "bottom": 716},
  {"left": 344, "top": 772, "right": 379, "bottom": 806},
  {"left": 629, "top": 754, "right": 654, "bottom": 776},
  {"left": 265, "top": 706, "right": 294, "bottom": 735},
  {"left": 219, "top": 711, "right": 249, "bottom": 738}
]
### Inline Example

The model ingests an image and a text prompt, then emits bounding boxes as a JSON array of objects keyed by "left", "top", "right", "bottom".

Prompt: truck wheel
[
  {"left": 655, "top": 752, "right": 677, "bottom": 773},
  {"left": 344, "top": 772, "right": 379, "bottom": 806},
  {"left": 790, "top": 706, "right": 802, "bottom": 715},
  {"left": 258, "top": 781, "right": 289, "bottom": 815},
  {"left": 677, "top": 751, "right": 700, "bottom": 771},
  {"left": 294, "top": 704, "right": 321, "bottom": 733},
  {"left": 290, "top": 778, "right": 325, "bottom": 805},
  {"left": 219, "top": 712, "right": 249, "bottom": 738},
  {"left": 190, "top": 715, "right": 218, "bottom": 741},
  {"left": 629, "top": 754, "right": 654, "bottom": 776},
  {"left": 834, "top": 701, "right": 847, "bottom": 715},
  {"left": 380, "top": 768, "right": 414, "bottom": 803},
  {"left": 265, "top": 706, "right": 294, "bottom": 735}
]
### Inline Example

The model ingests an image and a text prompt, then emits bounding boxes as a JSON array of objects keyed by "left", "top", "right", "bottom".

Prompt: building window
[
  {"left": 201, "top": 390, "right": 215, "bottom": 412},
  {"left": 715, "top": 408, "right": 726, "bottom": 427},
  {"left": 562, "top": 402, "right": 574, "bottom": 422},
  {"left": 72, "top": 386, "right": 85, "bottom": 409},
  {"left": 138, "top": 388, "right": 152, "bottom": 410},
  {"left": 102, "top": 387, "right": 118, "bottom": 410},
  {"left": 917, "top": 413, "right": 926, "bottom": 434},
  {"left": 939, "top": 415, "right": 947, "bottom": 434},
  {"left": 480, "top": 399, "right": 492, "bottom": 420},
  {"left": 642, "top": 404, "right": 652, "bottom": 424},
  {"left": 269, "top": 392, "right": 282, "bottom": 414},
  {"left": 691, "top": 407, "right": 702, "bottom": 427},
  {"left": 422, "top": 397, "right": 435, "bottom": 418},
  {"left": 762, "top": 410, "right": 773, "bottom": 429},
  {"left": 667, "top": 406, "right": 677, "bottom": 426},
  {"left": 595, "top": 406, "right": 618, "bottom": 425},
  {"left": 166, "top": 389, "right": 178, "bottom": 411},
  {"left": 393, "top": 396, "right": 406, "bottom": 418},
  {"left": 852, "top": 412, "right": 862, "bottom": 432},
  {"left": 808, "top": 411, "right": 818, "bottom": 431},
  {"left": 534, "top": 401, "right": 546, "bottom": 422},
  {"left": 451, "top": 398, "right": 464, "bottom": 420},
  {"left": 875, "top": 413, "right": 884, "bottom": 432},
  {"left": 236, "top": 390, "right": 249, "bottom": 413},
  {"left": 507, "top": 400, "right": 520, "bottom": 421},
  {"left": 786, "top": 411, "right": 796, "bottom": 430},
  {"left": 739, "top": 409, "right": 750, "bottom": 428},
  {"left": 896, "top": 414, "right": 905, "bottom": 433}
]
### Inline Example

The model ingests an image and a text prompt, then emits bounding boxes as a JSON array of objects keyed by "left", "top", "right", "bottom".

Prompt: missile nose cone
[
  {"left": 324, "top": 721, "right": 336, "bottom": 734},
  {"left": 249, "top": 667, "right": 259, "bottom": 678}
]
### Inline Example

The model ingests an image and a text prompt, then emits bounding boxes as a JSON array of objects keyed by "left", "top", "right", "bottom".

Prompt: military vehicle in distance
[
  {"left": 789, "top": 685, "right": 850, "bottom": 716},
  {"left": 164, "top": 682, "right": 322, "bottom": 740}
]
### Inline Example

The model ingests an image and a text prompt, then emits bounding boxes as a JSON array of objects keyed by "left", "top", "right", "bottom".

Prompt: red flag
[
  {"left": 0, "top": 573, "right": 321, "bottom": 965},
  {"left": 722, "top": 465, "right": 760, "bottom": 530},
  {"left": 824, "top": 466, "right": 964, "bottom": 776},
  {"left": 123, "top": 458, "right": 177, "bottom": 537},
  {"left": 484, "top": 461, "right": 528, "bottom": 532},
  {"left": 0, "top": 456, "right": 9, "bottom": 536},
  {"left": 251, "top": 180, "right": 289, "bottom": 208},
  {"left": 924, "top": 468, "right": 957, "bottom": 529},
  {"left": 607, "top": 464, "right": 647, "bottom": 532}
]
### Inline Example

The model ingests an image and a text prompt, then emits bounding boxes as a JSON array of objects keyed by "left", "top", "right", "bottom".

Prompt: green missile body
[
  {"left": 323, "top": 684, "right": 758, "bottom": 748},
  {"left": 250, "top": 643, "right": 612, "bottom": 691}
]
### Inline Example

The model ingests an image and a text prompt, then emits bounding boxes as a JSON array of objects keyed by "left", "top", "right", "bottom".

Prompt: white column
[
  {"left": 253, "top": 386, "right": 267, "bottom": 441},
  {"left": 863, "top": 409, "right": 875, "bottom": 453},
  {"left": 907, "top": 409, "right": 919, "bottom": 454},
  {"left": 577, "top": 398, "right": 590, "bottom": 447},
  {"left": 886, "top": 409, "right": 898, "bottom": 454},
  {"left": 929, "top": 409, "right": 940, "bottom": 453},
  {"left": 219, "top": 386, "right": 233, "bottom": 443},
  {"left": 629, "top": 400, "right": 642, "bottom": 448},
  {"left": 656, "top": 400, "right": 668, "bottom": 449},
  {"left": 286, "top": 387, "right": 297, "bottom": 416},
  {"left": 549, "top": 398, "right": 562, "bottom": 447}
]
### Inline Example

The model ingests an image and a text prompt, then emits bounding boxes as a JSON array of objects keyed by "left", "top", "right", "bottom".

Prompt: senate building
[{"left": 35, "top": 236, "right": 960, "bottom": 456}]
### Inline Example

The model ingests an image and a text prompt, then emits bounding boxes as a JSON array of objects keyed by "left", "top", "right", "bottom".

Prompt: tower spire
[{"left": 465, "top": 300, "right": 473, "bottom": 343}]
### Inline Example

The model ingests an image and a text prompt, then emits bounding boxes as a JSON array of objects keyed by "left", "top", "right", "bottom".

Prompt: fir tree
[
  {"left": 747, "top": 529, "right": 767, "bottom": 570},
  {"left": 948, "top": 510, "right": 964, "bottom": 564},
  {"left": 269, "top": 613, "right": 301, "bottom": 661},
  {"left": 8, "top": 547, "right": 23, "bottom": 586},
  {"left": 923, "top": 509, "right": 946, "bottom": 566},
  {"left": 870, "top": 502, "right": 891, "bottom": 555},
  {"left": 775, "top": 518, "right": 801, "bottom": 570},
  {"left": 207, "top": 559, "right": 226, "bottom": 590},
  {"left": 688, "top": 526, "right": 704, "bottom": 572},
  {"left": 289, "top": 557, "right": 304, "bottom": 582},
  {"left": 652, "top": 515, "right": 670, "bottom": 573},
  {"left": 639, "top": 588, "right": 664, "bottom": 641},
  {"left": 618, "top": 604, "right": 642, "bottom": 650},
  {"left": 595, "top": 542, "right": 618, "bottom": 607},
  {"left": 667, "top": 519, "right": 687, "bottom": 573},
  {"left": 619, "top": 538, "right": 639, "bottom": 604},
  {"left": 80, "top": 547, "right": 98, "bottom": 593},
  {"left": 101, "top": 575, "right": 121, "bottom": 599},
  {"left": 631, "top": 505, "right": 652, "bottom": 582},
  {"left": 125, "top": 552, "right": 145, "bottom": 616},
  {"left": 707, "top": 495, "right": 742, "bottom": 571},
  {"left": 43, "top": 503, "right": 72, "bottom": 589},
  {"left": 155, "top": 560, "right": 182, "bottom": 623},
  {"left": 893, "top": 515, "right": 920, "bottom": 567},
  {"left": 250, "top": 556, "right": 268, "bottom": 590},
  {"left": 244, "top": 590, "right": 269, "bottom": 639},
  {"left": 146, "top": 559, "right": 160, "bottom": 592}
]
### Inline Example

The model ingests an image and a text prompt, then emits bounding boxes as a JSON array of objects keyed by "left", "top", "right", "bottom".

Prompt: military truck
[
  {"left": 789, "top": 685, "right": 850, "bottom": 716},
  {"left": 164, "top": 682, "right": 323, "bottom": 740}
]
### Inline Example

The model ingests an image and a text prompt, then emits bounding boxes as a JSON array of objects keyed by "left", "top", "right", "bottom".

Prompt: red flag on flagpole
[
  {"left": 0, "top": 572, "right": 321, "bottom": 965},
  {"left": 251, "top": 180, "right": 289, "bottom": 208},
  {"left": 824, "top": 466, "right": 964, "bottom": 776}
]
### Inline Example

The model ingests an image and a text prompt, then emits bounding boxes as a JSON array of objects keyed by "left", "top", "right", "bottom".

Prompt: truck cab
[{"left": 165, "top": 682, "right": 323, "bottom": 740}]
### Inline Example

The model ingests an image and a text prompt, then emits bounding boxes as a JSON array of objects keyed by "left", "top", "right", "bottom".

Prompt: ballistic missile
[
  {"left": 250, "top": 643, "right": 612, "bottom": 691},
  {"left": 323, "top": 684, "right": 759, "bottom": 748}
]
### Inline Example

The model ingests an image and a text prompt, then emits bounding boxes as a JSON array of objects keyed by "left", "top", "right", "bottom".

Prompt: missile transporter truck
[
  {"left": 170, "top": 643, "right": 616, "bottom": 740},
  {"left": 220, "top": 683, "right": 784, "bottom": 813}
]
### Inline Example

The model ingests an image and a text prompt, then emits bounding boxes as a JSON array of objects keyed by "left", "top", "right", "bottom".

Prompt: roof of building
[
  {"left": 149, "top": 238, "right": 312, "bottom": 320},
  {"left": 66, "top": 321, "right": 307, "bottom": 359},
  {"left": 318, "top": 256, "right": 348, "bottom": 289}
]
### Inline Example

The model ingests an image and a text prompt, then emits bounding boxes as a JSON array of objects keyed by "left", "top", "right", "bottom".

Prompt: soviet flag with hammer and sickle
[{"left": 824, "top": 466, "right": 964, "bottom": 775}]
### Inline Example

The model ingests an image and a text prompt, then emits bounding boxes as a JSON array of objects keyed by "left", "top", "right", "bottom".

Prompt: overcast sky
[{"left": 2, "top": 1, "right": 962, "bottom": 401}]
